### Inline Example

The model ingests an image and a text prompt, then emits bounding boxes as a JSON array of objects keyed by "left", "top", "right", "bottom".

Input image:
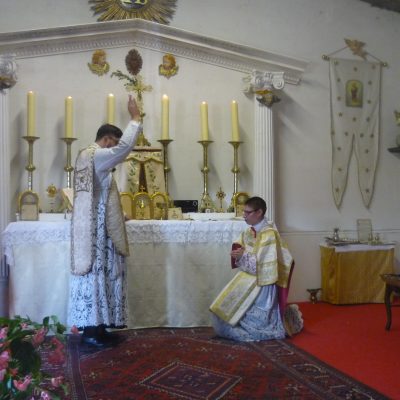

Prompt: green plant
[{"left": 0, "top": 315, "right": 68, "bottom": 400}]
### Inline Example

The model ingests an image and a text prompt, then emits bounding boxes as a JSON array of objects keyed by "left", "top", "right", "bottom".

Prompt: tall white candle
[
  {"left": 107, "top": 93, "right": 115, "bottom": 124},
  {"left": 200, "top": 101, "right": 209, "bottom": 141},
  {"left": 231, "top": 100, "right": 240, "bottom": 142},
  {"left": 65, "top": 96, "right": 73, "bottom": 138},
  {"left": 161, "top": 94, "right": 169, "bottom": 140},
  {"left": 27, "top": 91, "right": 36, "bottom": 136}
]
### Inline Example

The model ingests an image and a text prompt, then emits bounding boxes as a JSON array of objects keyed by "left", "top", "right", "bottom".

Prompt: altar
[{"left": 2, "top": 214, "right": 246, "bottom": 328}]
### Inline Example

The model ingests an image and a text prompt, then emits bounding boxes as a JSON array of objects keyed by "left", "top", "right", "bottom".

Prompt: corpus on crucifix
[
  {"left": 111, "top": 48, "right": 153, "bottom": 145},
  {"left": 112, "top": 49, "right": 166, "bottom": 199}
]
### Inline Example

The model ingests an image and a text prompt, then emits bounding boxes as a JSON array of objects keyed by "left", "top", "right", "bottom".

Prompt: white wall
[{"left": 1, "top": 0, "right": 400, "bottom": 301}]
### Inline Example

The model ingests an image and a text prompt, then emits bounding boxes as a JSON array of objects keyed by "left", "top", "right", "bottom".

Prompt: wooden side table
[{"left": 381, "top": 274, "right": 400, "bottom": 330}]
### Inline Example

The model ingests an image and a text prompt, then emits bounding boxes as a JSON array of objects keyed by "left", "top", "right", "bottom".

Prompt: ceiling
[{"left": 359, "top": 0, "right": 400, "bottom": 12}]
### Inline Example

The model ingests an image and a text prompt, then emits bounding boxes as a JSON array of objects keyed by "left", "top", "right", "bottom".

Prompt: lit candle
[
  {"left": 161, "top": 94, "right": 169, "bottom": 140},
  {"left": 65, "top": 96, "right": 73, "bottom": 138},
  {"left": 27, "top": 91, "right": 36, "bottom": 136},
  {"left": 231, "top": 100, "right": 240, "bottom": 142},
  {"left": 107, "top": 93, "right": 115, "bottom": 124},
  {"left": 200, "top": 101, "right": 209, "bottom": 141}
]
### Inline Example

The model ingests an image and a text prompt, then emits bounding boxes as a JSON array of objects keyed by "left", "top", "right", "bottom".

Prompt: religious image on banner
[{"left": 329, "top": 57, "right": 381, "bottom": 208}]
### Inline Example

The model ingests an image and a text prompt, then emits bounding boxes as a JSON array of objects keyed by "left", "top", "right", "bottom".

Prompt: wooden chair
[{"left": 381, "top": 274, "right": 400, "bottom": 330}]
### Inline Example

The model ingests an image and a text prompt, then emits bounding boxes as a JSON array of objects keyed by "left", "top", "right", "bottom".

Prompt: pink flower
[
  {"left": 32, "top": 327, "right": 48, "bottom": 347},
  {"left": 20, "top": 322, "right": 29, "bottom": 330},
  {"left": 0, "top": 327, "right": 8, "bottom": 340},
  {"left": 70, "top": 325, "right": 79, "bottom": 335},
  {"left": 51, "top": 375, "right": 64, "bottom": 388},
  {"left": 0, "top": 350, "right": 10, "bottom": 369},
  {"left": 0, "top": 368, "right": 6, "bottom": 381},
  {"left": 13, "top": 375, "right": 32, "bottom": 391}
]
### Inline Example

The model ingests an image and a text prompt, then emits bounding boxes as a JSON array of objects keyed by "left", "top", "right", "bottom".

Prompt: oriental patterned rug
[{"left": 62, "top": 327, "right": 387, "bottom": 400}]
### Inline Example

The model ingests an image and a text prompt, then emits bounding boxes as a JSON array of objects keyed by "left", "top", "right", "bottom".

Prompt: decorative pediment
[{"left": 0, "top": 19, "right": 308, "bottom": 85}]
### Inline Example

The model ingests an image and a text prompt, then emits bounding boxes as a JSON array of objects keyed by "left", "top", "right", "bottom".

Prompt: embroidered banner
[{"left": 329, "top": 58, "right": 381, "bottom": 208}]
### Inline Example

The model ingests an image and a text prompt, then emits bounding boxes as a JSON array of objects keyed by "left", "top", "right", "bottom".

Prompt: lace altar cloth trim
[
  {"left": 125, "top": 220, "right": 247, "bottom": 244},
  {"left": 2, "top": 220, "right": 247, "bottom": 266}
]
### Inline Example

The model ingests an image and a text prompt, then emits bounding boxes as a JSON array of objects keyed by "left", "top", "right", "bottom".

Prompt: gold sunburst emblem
[{"left": 89, "top": 0, "right": 177, "bottom": 24}]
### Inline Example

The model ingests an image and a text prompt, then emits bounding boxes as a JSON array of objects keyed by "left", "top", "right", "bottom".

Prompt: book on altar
[
  {"left": 209, "top": 271, "right": 260, "bottom": 326},
  {"left": 61, "top": 188, "right": 74, "bottom": 211}
]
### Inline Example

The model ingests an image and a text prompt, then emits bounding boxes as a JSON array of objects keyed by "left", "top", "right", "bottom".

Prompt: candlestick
[
  {"left": 157, "top": 138, "right": 173, "bottom": 199},
  {"left": 61, "top": 137, "right": 78, "bottom": 189},
  {"left": 22, "top": 135, "right": 40, "bottom": 190},
  {"left": 200, "top": 101, "right": 209, "bottom": 141},
  {"left": 65, "top": 96, "right": 73, "bottom": 138},
  {"left": 27, "top": 91, "right": 36, "bottom": 137},
  {"left": 228, "top": 140, "right": 243, "bottom": 212},
  {"left": 198, "top": 140, "right": 216, "bottom": 212},
  {"left": 231, "top": 100, "right": 240, "bottom": 142},
  {"left": 107, "top": 93, "right": 115, "bottom": 124},
  {"left": 161, "top": 94, "right": 169, "bottom": 140}
]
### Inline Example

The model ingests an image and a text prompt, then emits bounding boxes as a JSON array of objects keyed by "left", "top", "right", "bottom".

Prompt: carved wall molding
[{"left": 0, "top": 19, "right": 308, "bottom": 85}]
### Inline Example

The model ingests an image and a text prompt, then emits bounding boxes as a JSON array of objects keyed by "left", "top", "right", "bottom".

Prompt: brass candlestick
[
  {"left": 61, "top": 137, "right": 77, "bottom": 188},
  {"left": 228, "top": 141, "right": 243, "bottom": 212},
  {"left": 157, "top": 138, "right": 173, "bottom": 199},
  {"left": 198, "top": 140, "right": 216, "bottom": 212},
  {"left": 22, "top": 135, "right": 40, "bottom": 191}
]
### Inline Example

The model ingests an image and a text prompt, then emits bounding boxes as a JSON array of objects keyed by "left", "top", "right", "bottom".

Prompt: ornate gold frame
[{"left": 89, "top": 0, "right": 177, "bottom": 24}]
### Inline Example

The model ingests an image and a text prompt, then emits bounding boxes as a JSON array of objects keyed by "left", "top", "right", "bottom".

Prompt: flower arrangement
[{"left": 0, "top": 315, "right": 69, "bottom": 400}]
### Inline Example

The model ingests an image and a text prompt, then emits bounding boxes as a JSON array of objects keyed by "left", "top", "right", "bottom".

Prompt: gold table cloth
[{"left": 320, "top": 244, "right": 394, "bottom": 304}]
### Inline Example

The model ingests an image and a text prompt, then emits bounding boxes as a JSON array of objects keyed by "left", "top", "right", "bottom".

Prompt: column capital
[
  {"left": 243, "top": 70, "right": 285, "bottom": 107},
  {"left": 0, "top": 54, "right": 18, "bottom": 91}
]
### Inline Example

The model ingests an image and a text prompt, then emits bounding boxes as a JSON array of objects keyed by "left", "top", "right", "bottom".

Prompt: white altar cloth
[{"left": 2, "top": 217, "right": 246, "bottom": 328}]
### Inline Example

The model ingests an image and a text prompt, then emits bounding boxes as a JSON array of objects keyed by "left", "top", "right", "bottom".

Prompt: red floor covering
[{"left": 291, "top": 301, "right": 400, "bottom": 399}]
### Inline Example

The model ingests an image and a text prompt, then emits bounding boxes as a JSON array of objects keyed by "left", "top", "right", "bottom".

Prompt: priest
[{"left": 68, "top": 95, "right": 142, "bottom": 347}]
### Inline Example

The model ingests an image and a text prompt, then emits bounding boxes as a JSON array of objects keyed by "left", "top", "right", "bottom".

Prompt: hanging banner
[{"left": 329, "top": 57, "right": 381, "bottom": 208}]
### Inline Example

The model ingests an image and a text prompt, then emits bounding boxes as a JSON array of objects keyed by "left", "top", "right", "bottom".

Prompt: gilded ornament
[
  {"left": 0, "top": 54, "right": 18, "bottom": 90},
  {"left": 46, "top": 184, "right": 58, "bottom": 198},
  {"left": 87, "top": 49, "right": 110, "bottom": 76},
  {"left": 255, "top": 90, "right": 280, "bottom": 108},
  {"left": 159, "top": 54, "right": 179, "bottom": 79},
  {"left": 89, "top": 0, "right": 177, "bottom": 24},
  {"left": 344, "top": 38, "right": 367, "bottom": 60},
  {"left": 216, "top": 187, "right": 226, "bottom": 213}
]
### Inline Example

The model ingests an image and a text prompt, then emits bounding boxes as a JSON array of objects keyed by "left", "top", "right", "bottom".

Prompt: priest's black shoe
[
  {"left": 96, "top": 325, "right": 123, "bottom": 344},
  {"left": 81, "top": 335, "right": 109, "bottom": 348}
]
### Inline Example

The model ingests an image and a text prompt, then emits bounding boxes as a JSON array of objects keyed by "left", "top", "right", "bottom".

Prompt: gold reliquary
[
  {"left": 120, "top": 191, "right": 169, "bottom": 220},
  {"left": 18, "top": 190, "right": 40, "bottom": 221},
  {"left": 232, "top": 192, "right": 250, "bottom": 217}
]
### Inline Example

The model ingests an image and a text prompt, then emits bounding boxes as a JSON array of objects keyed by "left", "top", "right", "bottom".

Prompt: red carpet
[
  {"left": 291, "top": 302, "right": 400, "bottom": 399},
  {"left": 61, "top": 327, "right": 387, "bottom": 399}
]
